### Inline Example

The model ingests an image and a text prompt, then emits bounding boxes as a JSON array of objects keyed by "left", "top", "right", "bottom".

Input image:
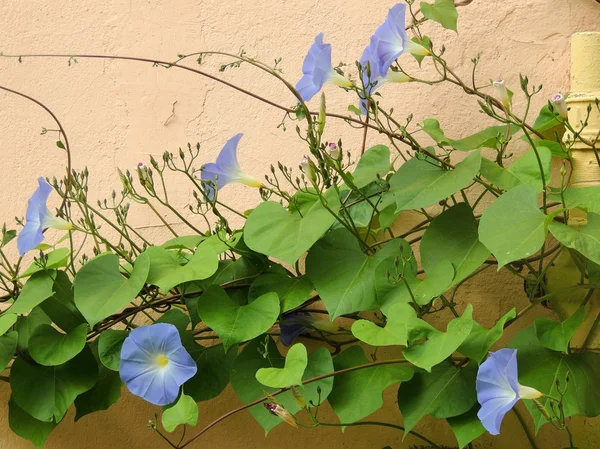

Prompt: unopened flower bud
[
  {"left": 551, "top": 93, "right": 568, "bottom": 119},
  {"left": 299, "top": 156, "right": 317, "bottom": 183},
  {"left": 263, "top": 402, "right": 298, "bottom": 428},
  {"left": 327, "top": 142, "right": 340, "bottom": 160},
  {"left": 291, "top": 386, "right": 307, "bottom": 409},
  {"left": 318, "top": 92, "right": 326, "bottom": 136},
  {"left": 493, "top": 78, "right": 511, "bottom": 109}
]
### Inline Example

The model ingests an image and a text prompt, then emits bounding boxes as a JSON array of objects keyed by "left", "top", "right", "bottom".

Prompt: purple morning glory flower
[
  {"left": 476, "top": 348, "right": 542, "bottom": 435},
  {"left": 120, "top": 323, "right": 197, "bottom": 406},
  {"left": 279, "top": 312, "right": 340, "bottom": 346},
  {"left": 370, "top": 3, "right": 429, "bottom": 78},
  {"left": 295, "top": 33, "right": 353, "bottom": 102},
  {"left": 200, "top": 133, "right": 263, "bottom": 200},
  {"left": 17, "top": 177, "right": 72, "bottom": 257}
]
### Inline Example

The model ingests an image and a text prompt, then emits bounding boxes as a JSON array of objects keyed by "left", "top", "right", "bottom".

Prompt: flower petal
[
  {"left": 280, "top": 312, "right": 313, "bottom": 346},
  {"left": 295, "top": 33, "right": 334, "bottom": 102},
  {"left": 17, "top": 178, "right": 53, "bottom": 256}
]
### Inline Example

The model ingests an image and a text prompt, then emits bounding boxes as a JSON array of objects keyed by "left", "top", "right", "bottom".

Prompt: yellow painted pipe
[{"left": 546, "top": 32, "right": 600, "bottom": 350}]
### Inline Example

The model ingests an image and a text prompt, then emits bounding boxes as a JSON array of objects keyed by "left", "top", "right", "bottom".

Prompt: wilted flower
[
  {"left": 295, "top": 33, "right": 353, "bottom": 102},
  {"left": 493, "top": 78, "right": 511, "bottom": 109},
  {"left": 370, "top": 3, "right": 429, "bottom": 79},
  {"left": 17, "top": 177, "right": 73, "bottom": 257},
  {"left": 476, "top": 348, "right": 542, "bottom": 435},
  {"left": 200, "top": 133, "right": 263, "bottom": 200},
  {"left": 280, "top": 311, "right": 339, "bottom": 346},
  {"left": 326, "top": 142, "right": 340, "bottom": 160},
  {"left": 551, "top": 93, "right": 568, "bottom": 119},
  {"left": 264, "top": 402, "right": 298, "bottom": 428},
  {"left": 120, "top": 323, "right": 197, "bottom": 406}
]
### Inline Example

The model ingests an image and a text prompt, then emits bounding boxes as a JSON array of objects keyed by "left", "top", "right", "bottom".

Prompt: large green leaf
[
  {"left": 420, "top": 0, "right": 458, "bottom": 31},
  {"left": 40, "top": 271, "right": 85, "bottom": 332},
  {"left": 197, "top": 286, "right": 279, "bottom": 351},
  {"left": 15, "top": 307, "right": 51, "bottom": 352},
  {"left": 161, "top": 393, "right": 198, "bottom": 432},
  {"left": 74, "top": 342, "right": 121, "bottom": 421},
  {"left": 479, "top": 185, "right": 547, "bottom": 268},
  {"left": 447, "top": 405, "right": 485, "bottom": 449},
  {"left": 98, "top": 330, "right": 128, "bottom": 371},
  {"left": 534, "top": 307, "right": 585, "bottom": 353},
  {"left": 397, "top": 361, "right": 477, "bottom": 435},
  {"left": 197, "top": 257, "right": 263, "bottom": 289},
  {"left": 306, "top": 229, "right": 406, "bottom": 319},
  {"left": 352, "top": 303, "right": 432, "bottom": 347},
  {"left": 510, "top": 327, "right": 600, "bottom": 432},
  {"left": 245, "top": 188, "right": 340, "bottom": 265},
  {"left": 0, "top": 313, "right": 17, "bottom": 336},
  {"left": 349, "top": 145, "right": 391, "bottom": 188},
  {"left": 421, "top": 119, "right": 519, "bottom": 151},
  {"left": 0, "top": 331, "right": 18, "bottom": 371},
  {"left": 388, "top": 150, "right": 481, "bottom": 212},
  {"left": 249, "top": 273, "right": 313, "bottom": 312},
  {"left": 480, "top": 147, "right": 552, "bottom": 192},
  {"left": 10, "top": 345, "right": 98, "bottom": 422},
  {"left": 256, "top": 343, "right": 308, "bottom": 388},
  {"left": 551, "top": 186, "right": 600, "bottom": 213},
  {"left": 531, "top": 103, "right": 563, "bottom": 134},
  {"left": 74, "top": 252, "right": 150, "bottom": 327},
  {"left": 402, "top": 305, "right": 474, "bottom": 372},
  {"left": 9, "top": 399, "right": 58, "bottom": 449},
  {"left": 421, "top": 203, "right": 490, "bottom": 285},
  {"left": 29, "top": 323, "right": 88, "bottom": 366},
  {"left": 231, "top": 337, "right": 333, "bottom": 433},
  {"left": 8, "top": 271, "right": 55, "bottom": 315},
  {"left": 183, "top": 339, "right": 236, "bottom": 402},
  {"left": 144, "top": 245, "right": 218, "bottom": 292},
  {"left": 328, "top": 346, "right": 414, "bottom": 424},
  {"left": 549, "top": 213, "right": 600, "bottom": 265},
  {"left": 458, "top": 308, "right": 516, "bottom": 363}
]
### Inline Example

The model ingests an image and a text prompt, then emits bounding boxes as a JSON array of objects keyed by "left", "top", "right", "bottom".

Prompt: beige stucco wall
[{"left": 1, "top": 0, "right": 600, "bottom": 448}]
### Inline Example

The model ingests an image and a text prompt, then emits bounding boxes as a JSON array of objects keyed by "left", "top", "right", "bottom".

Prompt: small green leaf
[
  {"left": 256, "top": 343, "right": 308, "bottom": 388},
  {"left": 1, "top": 229, "right": 17, "bottom": 247},
  {"left": 349, "top": 145, "right": 391, "bottom": 188},
  {"left": 420, "top": 203, "right": 490, "bottom": 285},
  {"left": 447, "top": 405, "right": 485, "bottom": 448},
  {"left": 15, "top": 307, "right": 51, "bottom": 352},
  {"left": 531, "top": 104, "right": 563, "bottom": 134},
  {"left": 420, "top": 0, "right": 458, "bottom": 31},
  {"left": 56, "top": 140, "right": 65, "bottom": 149},
  {"left": 8, "top": 271, "right": 55, "bottom": 315},
  {"left": 552, "top": 186, "right": 600, "bottom": 213},
  {"left": 549, "top": 213, "right": 600, "bottom": 265},
  {"left": 245, "top": 188, "right": 341, "bottom": 265},
  {"left": 9, "top": 399, "right": 57, "bottom": 449},
  {"left": 388, "top": 150, "right": 481, "bottom": 212},
  {"left": 329, "top": 346, "right": 414, "bottom": 424},
  {"left": 40, "top": 271, "right": 85, "bottom": 332},
  {"left": 98, "top": 330, "right": 128, "bottom": 371},
  {"left": 10, "top": 345, "right": 98, "bottom": 422},
  {"left": 535, "top": 307, "right": 585, "bottom": 352},
  {"left": 29, "top": 323, "right": 88, "bottom": 366},
  {"left": 249, "top": 273, "right": 313, "bottom": 312},
  {"left": 144, "top": 245, "right": 218, "bottom": 292},
  {"left": 480, "top": 147, "right": 552, "bottom": 192},
  {"left": 421, "top": 119, "right": 519, "bottom": 151},
  {"left": 161, "top": 393, "right": 198, "bottom": 432},
  {"left": 161, "top": 235, "right": 206, "bottom": 250},
  {"left": 0, "top": 331, "right": 18, "bottom": 371},
  {"left": 156, "top": 309, "right": 190, "bottom": 333},
  {"left": 197, "top": 286, "right": 279, "bottom": 351},
  {"left": 398, "top": 361, "right": 477, "bottom": 435},
  {"left": 479, "top": 185, "right": 547, "bottom": 268},
  {"left": 20, "top": 248, "right": 70, "bottom": 278},
  {"left": 458, "top": 308, "right": 516, "bottom": 363},
  {"left": 0, "top": 313, "right": 17, "bottom": 335},
  {"left": 412, "top": 36, "right": 432, "bottom": 66},
  {"left": 74, "top": 252, "right": 150, "bottom": 327},
  {"left": 402, "top": 305, "right": 474, "bottom": 372}
]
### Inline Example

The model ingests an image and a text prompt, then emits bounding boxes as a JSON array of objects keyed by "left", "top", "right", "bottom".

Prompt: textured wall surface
[{"left": 1, "top": 0, "right": 600, "bottom": 448}]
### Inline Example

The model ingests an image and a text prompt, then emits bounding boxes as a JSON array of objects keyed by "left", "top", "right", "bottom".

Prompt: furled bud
[
  {"left": 263, "top": 402, "right": 298, "bottom": 428},
  {"left": 327, "top": 142, "right": 340, "bottom": 160},
  {"left": 318, "top": 92, "right": 326, "bottom": 136},
  {"left": 291, "top": 386, "right": 307, "bottom": 409},
  {"left": 551, "top": 93, "right": 568, "bottom": 120},
  {"left": 493, "top": 78, "right": 511, "bottom": 109},
  {"left": 299, "top": 156, "right": 317, "bottom": 183}
]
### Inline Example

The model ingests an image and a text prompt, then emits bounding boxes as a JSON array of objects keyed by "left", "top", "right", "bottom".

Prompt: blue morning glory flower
[
  {"left": 295, "top": 33, "right": 353, "bottom": 102},
  {"left": 17, "top": 177, "right": 73, "bottom": 257},
  {"left": 200, "top": 133, "right": 263, "bottom": 200},
  {"left": 358, "top": 37, "right": 411, "bottom": 114},
  {"left": 476, "top": 348, "right": 541, "bottom": 435},
  {"left": 371, "top": 3, "right": 429, "bottom": 78},
  {"left": 120, "top": 323, "right": 197, "bottom": 406}
]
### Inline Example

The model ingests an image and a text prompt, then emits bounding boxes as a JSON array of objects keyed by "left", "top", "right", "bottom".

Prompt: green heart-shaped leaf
[
  {"left": 447, "top": 405, "right": 486, "bottom": 449},
  {"left": 249, "top": 273, "right": 313, "bottom": 312},
  {"left": 161, "top": 393, "right": 198, "bottom": 432},
  {"left": 549, "top": 213, "right": 600, "bottom": 265},
  {"left": 421, "top": 119, "right": 519, "bottom": 151},
  {"left": 458, "top": 308, "right": 516, "bottom": 363},
  {"left": 9, "top": 398, "right": 58, "bottom": 449},
  {"left": 144, "top": 244, "right": 218, "bottom": 292},
  {"left": 20, "top": 248, "right": 70, "bottom": 278},
  {"left": 256, "top": 343, "right": 307, "bottom": 388},
  {"left": 349, "top": 145, "right": 391, "bottom": 188},
  {"left": 74, "top": 252, "right": 150, "bottom": 327},
  {"left": 40, "top": 271, "right": 85, "bottom": 333},
  {"left": 98, "top": 329, "right": 128, "bottom": 371},
  {"left": 197, "top": 285, "right": 279, "bottom": 351},
  {"left": 535, "top": 307, "right": 585, "bottom": 352},
  {"left": 0, "top": 313, "right": 17, "bottom": 336},
  {"left": 0, "top": 331, "right": 18, "bottom": 371},
  {"left": 29, "top": 323, "right": 88, "bottom": 366},
  {"left": 480, "top": 147, "right": 552, "bottom": 193},
  {"left": 479, "top": 185, "right": 547, "bottom": 268},
  {"left": 8, "top": 271, "right": 55, "bottom": 316},
  {"left": 245, "top": 189, "right": 340, "bottom": 265}
]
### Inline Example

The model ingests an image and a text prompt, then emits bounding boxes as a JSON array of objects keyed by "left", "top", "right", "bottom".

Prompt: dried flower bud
[
  {"left": 493, "top": 78, "right": 511, "bottom": 109},
  {"left": 263, "top": 402, "right": 298, "bottom": 428},
  {"left": 292, "top": 386, "right": 307, "bottom": 409},
  {"left": 551, "top": 93, "right": 568, "bottom": 119},
  {"left": 327, "top": 142, "right": 340, "bottom": 160}
]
